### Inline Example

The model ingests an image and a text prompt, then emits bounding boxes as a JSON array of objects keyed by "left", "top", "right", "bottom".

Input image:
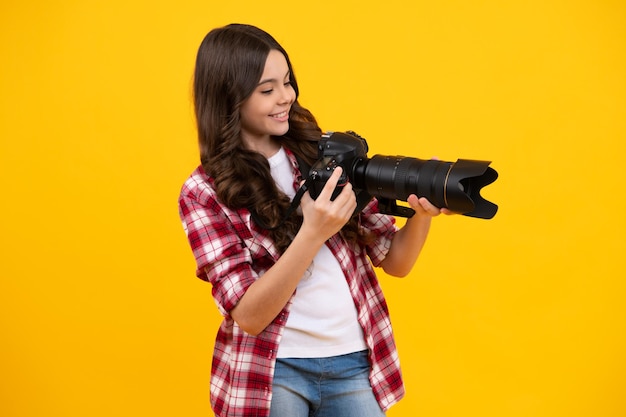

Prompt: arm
[
  {"left": 379, "top": 195, "right": 451, "bottom": 277},
  {"left": 230, "top": 167, "right": 356, "bottom": 335}
]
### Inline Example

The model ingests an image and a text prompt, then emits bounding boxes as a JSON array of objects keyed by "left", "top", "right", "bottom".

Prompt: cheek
[{"left": 239, "top": 101, "right": 260, "bottom": 124}]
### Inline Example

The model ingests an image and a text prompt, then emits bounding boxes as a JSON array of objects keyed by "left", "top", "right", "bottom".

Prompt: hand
[
  {"left": 406, "top": 194, "right": 455, "bottom": 217},
  {"left": 299, "top": 167, "right": 357, "bottom": 243},
  {"left": 407, "top": 156, "right": 455, "bottom": 217}
]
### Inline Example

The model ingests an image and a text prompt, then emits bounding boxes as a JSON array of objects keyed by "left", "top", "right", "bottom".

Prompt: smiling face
[{"left": 239, "top": 49, "right": 296, "bottom": 156}]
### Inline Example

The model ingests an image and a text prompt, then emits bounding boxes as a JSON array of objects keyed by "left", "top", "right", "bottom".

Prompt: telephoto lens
[
  {"left": 308, "top": 131, "right": 499, "bottom": 219},
  {"left": 358, "top": 155, "right": 498, "bottom": 219}
]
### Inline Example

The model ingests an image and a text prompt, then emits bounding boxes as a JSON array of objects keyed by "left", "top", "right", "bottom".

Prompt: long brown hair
[{"left": 193, "top": 24, "right": 369, "bottom": 252}]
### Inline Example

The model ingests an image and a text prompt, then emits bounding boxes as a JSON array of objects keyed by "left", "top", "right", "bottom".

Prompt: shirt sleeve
[
  {"left": 178, "top": 174, "right": 257, "bottom": 316},
  {"left": 359, "top": 198, "right": 399, "bottom": 267}
]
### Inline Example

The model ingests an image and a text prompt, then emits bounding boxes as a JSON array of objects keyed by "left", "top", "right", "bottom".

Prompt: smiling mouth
[{"left": 271, "top": 111, "right": 289, "bottom": 119}]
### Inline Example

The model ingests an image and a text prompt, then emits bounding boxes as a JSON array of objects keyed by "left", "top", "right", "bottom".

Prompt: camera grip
[{"left": 308, "top": 157, "right": 347, "bottom": 200}]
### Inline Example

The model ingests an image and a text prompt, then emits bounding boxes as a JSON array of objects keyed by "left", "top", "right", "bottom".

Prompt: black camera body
[
  {"left": 308, "top": 131, "right": 366, "bottom": 198},
  {"left": 307, "top": 131, "right": 498, "bottom": 219}
]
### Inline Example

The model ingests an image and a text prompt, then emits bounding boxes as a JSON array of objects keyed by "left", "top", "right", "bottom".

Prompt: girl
[{"left": 179, "top": 23, "right": 448, "bottom": 417}]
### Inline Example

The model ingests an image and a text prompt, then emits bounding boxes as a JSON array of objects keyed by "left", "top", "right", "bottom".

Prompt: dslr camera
[{"left": 307, "top": 131, "right": 498, "bottom": 219}]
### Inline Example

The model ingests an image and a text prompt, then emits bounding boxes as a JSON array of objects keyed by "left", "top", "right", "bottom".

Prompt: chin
[{"left": 273, "top": 124, "right": 290, "bottom": 136}]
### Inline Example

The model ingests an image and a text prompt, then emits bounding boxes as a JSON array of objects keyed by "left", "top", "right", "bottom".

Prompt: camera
[{"left": 307, "top": 131, "right": 498, "bottom": 219}]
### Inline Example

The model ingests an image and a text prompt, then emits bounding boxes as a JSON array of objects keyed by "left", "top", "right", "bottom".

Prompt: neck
[{"left": 244, "top": 136, "right": 281, "bottom": 159}]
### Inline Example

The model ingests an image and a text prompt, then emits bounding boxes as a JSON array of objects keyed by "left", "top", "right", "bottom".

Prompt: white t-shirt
[{"left": 267, "top": 147, "right": 367, "bottom": 358}]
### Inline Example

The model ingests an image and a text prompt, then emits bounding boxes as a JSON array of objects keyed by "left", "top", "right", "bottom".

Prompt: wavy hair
[{"left": 193, "top": 24, "right": 370, "bottom": 252}]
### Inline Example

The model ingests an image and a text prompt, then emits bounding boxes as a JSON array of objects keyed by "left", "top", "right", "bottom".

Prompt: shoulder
[
  {"left": 179, "top": 166, "right": 217, "bottom": 205},
  {"left": 178, "top": 166, "right": 251, "bottom": 237}
]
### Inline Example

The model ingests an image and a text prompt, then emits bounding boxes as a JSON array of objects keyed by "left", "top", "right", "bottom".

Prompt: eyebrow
[{"left": 257, "top": 70, "right": 291, "bottom": 86}]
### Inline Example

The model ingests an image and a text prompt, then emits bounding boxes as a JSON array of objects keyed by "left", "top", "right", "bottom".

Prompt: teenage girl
[{"left": 179, "top": 23, "right": 449, "bottom": 417}]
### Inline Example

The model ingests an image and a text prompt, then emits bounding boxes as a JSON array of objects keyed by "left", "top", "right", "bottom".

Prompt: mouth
[{"left": 270, "top": 110, "right": 289, "bottom": 120}]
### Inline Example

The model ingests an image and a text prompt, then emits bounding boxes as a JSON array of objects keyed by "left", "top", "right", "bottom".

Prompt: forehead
[{"left": 259, "top": 49, "right": 290, "bottom": 80}]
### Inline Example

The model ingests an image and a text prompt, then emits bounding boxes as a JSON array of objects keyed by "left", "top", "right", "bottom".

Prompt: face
[{"left": 239, "top": 49, "right": 296, "bottom": 153}]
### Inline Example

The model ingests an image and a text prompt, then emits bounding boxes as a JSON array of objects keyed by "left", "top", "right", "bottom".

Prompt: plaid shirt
[{"left": 178, "top": 150, "right": 405, "bottom": 417}]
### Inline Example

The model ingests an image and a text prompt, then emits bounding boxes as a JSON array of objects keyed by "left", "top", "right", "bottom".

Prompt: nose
[{"left": 279, "top": 84, "right": 295, "bottom": 105}]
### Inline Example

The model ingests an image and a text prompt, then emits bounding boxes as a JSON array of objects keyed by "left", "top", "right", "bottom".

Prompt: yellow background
[{"left": 1, "top": 1, "right": 625, "bottom": 416}]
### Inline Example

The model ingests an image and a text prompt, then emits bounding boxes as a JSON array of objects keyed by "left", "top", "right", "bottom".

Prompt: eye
[{"left": 261, "top": 89, "right": 273, "bottom": 95}]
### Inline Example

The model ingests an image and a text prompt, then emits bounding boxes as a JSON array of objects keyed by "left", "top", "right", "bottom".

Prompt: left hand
[{"left": 406, "top": 194, "right": 455, "bottom": 217}]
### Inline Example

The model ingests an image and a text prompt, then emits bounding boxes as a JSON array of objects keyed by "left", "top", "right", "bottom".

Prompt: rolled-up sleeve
[
  {"left": 359, "top": 198, "right": 398, "bottom": 267},
  {"left": 179, "top": 172, "right": 257, "bottom": 316}
]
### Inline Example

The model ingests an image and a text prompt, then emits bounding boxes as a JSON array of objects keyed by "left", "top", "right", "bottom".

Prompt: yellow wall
[{"left": 1, "top": 1, "right": 624, "bottom": 416}]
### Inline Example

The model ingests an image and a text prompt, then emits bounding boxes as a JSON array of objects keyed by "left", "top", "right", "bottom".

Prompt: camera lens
[
  {"left": 359, "top": 155, "right": 498, "bottom": 219},
  {"left": 361, "top": 156, "right": 447, "bottom": 207},
  {"left": 309, "top": 131, "right": 498, "bottom": 219}
]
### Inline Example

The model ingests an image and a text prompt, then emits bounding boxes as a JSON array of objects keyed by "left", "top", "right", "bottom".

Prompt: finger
[
  {"left": 406, "top": 194, "right": 420, "bottom": 208},
  {"left": 418, "top": 197, "right": 443, "bottom": 215},
  {"left": 408, "top": 194, "right": 457, "bottom": 216},
  {"left": 333, "top": 181, "right": 357, "bottom": 209},
  {"left": 316, "top": 166, "right": 345, "bottom": 201},
  {"left": 331, "top": 191, "right": 357, "bottom": 223},
  {"left": 407, "top": 195, "right": 435, "bottom": 211},
  {"left": 407, "top": 195, "right": 442, "bottom": 216}
]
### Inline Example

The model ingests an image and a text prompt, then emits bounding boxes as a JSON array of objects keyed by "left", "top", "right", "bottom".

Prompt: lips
[{"left": 270, "top": 111, "right": 289, "bottom": 121}]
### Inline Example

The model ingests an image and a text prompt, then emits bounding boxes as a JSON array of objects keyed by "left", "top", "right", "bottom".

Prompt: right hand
[{"left": 299, "top": 167, "right": 357, "bottom": 243}]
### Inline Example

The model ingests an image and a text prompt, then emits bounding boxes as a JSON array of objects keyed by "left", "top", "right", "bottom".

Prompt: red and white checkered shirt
[{"left": 178, "top": 150, "right": 405, "bottom": 417}]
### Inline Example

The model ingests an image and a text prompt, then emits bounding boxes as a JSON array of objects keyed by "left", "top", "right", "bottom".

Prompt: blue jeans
[{"left": 269, "top": 350, "right": 386, "bottom": 417}]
